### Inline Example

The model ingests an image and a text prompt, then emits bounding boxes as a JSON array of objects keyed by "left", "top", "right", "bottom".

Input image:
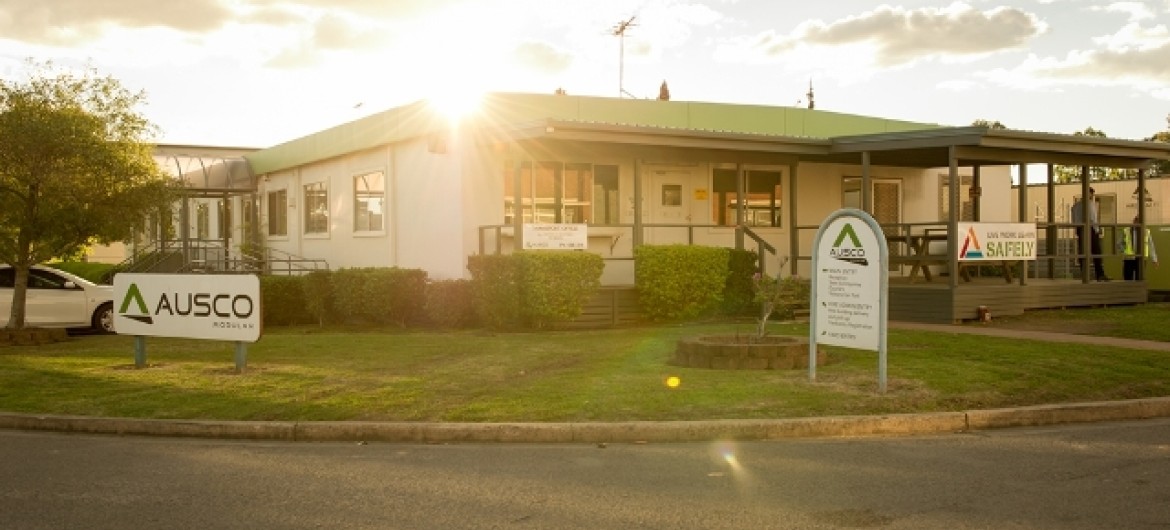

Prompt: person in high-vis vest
[{"left": 1120, "top": 216, "right": 1158, "bottom": 281}]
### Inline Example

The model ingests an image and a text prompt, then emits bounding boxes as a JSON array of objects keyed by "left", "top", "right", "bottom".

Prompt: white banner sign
[
  {"left": 114, "top": 274, "right": 262, "bottom": 342},
  {"left": 956, "top": 222, "right": 1038, "bottom": 262},
  {"left": 523, "top": 223, "right": 588, "bottom": 250}
]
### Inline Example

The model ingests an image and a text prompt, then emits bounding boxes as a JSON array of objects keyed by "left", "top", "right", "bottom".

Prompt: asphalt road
[{"left": 3, "top": 419, "right": 1169, "bottom": 529}]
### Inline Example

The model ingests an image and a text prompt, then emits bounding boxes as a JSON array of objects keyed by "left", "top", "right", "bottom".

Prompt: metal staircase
[{"left": 104, "top": 241, "right": 328, "bottom": 282}]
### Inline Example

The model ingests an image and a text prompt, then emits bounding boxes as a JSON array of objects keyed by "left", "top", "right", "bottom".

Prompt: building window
[
  {"left": 711, "top": 169, "right": 782, "bottom": 227},
  {"left": 354, "top": 171, "right": 385, "bottom": 232},
  {"left": 267, "top": 189, "right": 287, "bottom": 237},
  {"left": 241, "top": 196, "right": 259, "bottom": 240},
  {"left": 304, "top": 182, "right": 329, "bottom": 234},
  {"left": 593, "top": 165, "right": 619, "bottom": 224},
  {"left": 504, "top": 162, "right": 618, "bottom": 224},
  {"left": 217, "top": 199, "right": 231, "bottom": 240},
  {"left": 195, "top": 203, "right": 210, "bottom": 240},
  {"left": 939, "top": 174, "right": 974, "bottom": 221}
]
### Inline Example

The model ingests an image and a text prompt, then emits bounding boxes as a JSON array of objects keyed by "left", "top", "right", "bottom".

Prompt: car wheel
[{"left": 93, "top": 303, "right": 115, "bottom": 334}]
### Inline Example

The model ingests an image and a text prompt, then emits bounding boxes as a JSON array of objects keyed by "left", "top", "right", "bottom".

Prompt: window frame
[
  {"left": 195, "top": 203, "right": 210, "bottom": 240},
  {"left": 303, "top": 181, "right": 330, "bottom": 236},
  {"left": 711, "top": 168, "right": 783, "bottom": 228},
  {"left": 503, "top": 161, "right": 619, "bottom": 225},
  {"left": 266, "top": 189, "right": 288, "bottom": 238},
  {"left": 216, "top": 199, "right": 231, "bottom": 240},
  {"left": 353, "top": 170, "right": 386, "bottom": 234}
]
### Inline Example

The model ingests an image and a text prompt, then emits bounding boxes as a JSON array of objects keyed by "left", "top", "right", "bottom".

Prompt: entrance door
[
  {"left": 844, "top": 177, "right": 903, "bottom": 268},
  {"left": 843, "top": 178, "right": 901, "bottom": 226},
  {"left": 648, "top": 167, "right": 694, "bottom": 244}
]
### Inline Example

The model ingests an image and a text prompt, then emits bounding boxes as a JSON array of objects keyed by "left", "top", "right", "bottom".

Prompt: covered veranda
[
  {"left": 788, "top": 127, "right": 1170, "bottom": 323},
  {"left": 476, "top": 120, "right": 1170, "bottom": 324}
]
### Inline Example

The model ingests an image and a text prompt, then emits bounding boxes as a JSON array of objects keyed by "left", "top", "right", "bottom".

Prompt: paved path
[{"left": 888, "top": 321, "right": 1170, "bottom": 352}]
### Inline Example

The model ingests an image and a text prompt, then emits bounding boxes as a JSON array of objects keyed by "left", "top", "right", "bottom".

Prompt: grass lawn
[{"left": 1, "top": 305, "right": 1169, "bottom": 423}]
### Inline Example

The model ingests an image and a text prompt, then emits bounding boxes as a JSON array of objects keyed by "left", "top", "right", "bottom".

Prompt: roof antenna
[
  {"left": 806, "top": 79, "right": 815, "bottom": 110},
  {"left": 612, "top": 16, "right": 638, "bottom": 98}
]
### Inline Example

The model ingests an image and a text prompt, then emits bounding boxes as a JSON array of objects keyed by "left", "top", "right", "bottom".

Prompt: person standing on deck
[
  {"left": 1120, "top": 215, "right": 1158, "bottom": 281},
  {"left": 1071, "top": 187, "right": 1108, "bottom": 281}
]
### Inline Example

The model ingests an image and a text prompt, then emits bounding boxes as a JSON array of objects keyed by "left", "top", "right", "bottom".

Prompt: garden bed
[{"left": 0, "top": 328, "right": 69, "bottom": 347}]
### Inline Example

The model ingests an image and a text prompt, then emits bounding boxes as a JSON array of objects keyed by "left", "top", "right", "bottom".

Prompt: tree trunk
[
  {"left": 7, "top": 264, "right": 29, "bottom": 330},
  {"left": 7, "top": 224, "right": 33, "bottom": 330}
]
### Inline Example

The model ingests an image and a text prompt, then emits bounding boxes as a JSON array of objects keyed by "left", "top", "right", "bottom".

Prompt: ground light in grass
[{"left": 665, "top": 375, "right": 681, "bottom": 388}]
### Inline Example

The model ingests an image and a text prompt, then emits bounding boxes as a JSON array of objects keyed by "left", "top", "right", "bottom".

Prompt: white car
[{"left": 0, "top": 264, "right": 115, "bottom": 333}]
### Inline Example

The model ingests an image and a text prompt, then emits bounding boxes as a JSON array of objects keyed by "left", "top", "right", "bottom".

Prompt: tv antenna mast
[{"left": 612, "top": 16, "right": 638, "bottom": 98}]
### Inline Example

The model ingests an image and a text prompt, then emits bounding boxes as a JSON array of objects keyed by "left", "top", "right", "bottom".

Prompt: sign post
[
  {"left": 810, "top": 209, "right": 889, "bottom": 392},
  {"left": 114, "top": 274, "right": 262, "bottom": 372}
]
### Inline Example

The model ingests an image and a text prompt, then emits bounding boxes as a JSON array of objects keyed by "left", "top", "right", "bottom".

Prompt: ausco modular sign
[
  {"left": 113, "top": 274, "right": 262, "bottom": 342},
  {"left": 812, "top": 211, "right": 886, "bottom": 353},
  {"left": 955, "top": 222, "right": 1038, "bottom": 262}
]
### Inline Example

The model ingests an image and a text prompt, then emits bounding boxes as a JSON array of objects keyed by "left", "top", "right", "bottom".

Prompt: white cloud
[
  {"left": 979, "top": 39, "right": 1170, "bottom": 93},
  {"left": 937, "top": 79, "right": 979, "bottom": 91},
  {"left": 1092, "top": 21, "right": 1170, "bottom": 50},
  {"left": 514, "top": 41, "right": 574, "bottom": 74},
  {"left": 714, "top": 2, "right": 1045, "bottom": 76},
  {"left": 1094, "top": 2, "right": 1156, "bottom": 22},
  {"left": 0, "top": 0, "right": 234, "bottom": 45}
]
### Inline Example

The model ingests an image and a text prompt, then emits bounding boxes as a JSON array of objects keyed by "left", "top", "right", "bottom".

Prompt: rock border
[{"left": 0, "top": 328, "right": 70, "bottom": 347}]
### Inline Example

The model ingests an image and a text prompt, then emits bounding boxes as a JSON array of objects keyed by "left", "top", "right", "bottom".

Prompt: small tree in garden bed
[{"left": 752, "top": 257, "right": 810, "bottom": 338}]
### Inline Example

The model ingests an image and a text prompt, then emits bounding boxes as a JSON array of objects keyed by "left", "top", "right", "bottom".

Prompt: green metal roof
[{"left": 245, "top": 92, "right": 942, "bottom": 175}]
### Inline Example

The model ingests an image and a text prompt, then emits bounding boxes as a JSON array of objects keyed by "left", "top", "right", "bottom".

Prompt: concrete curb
[
  {"left": 4, "top": 396, "right": 1170, "bottom": 443},
  {"left": 965, "top": 396, "right": 1170, "bottom": 430}
]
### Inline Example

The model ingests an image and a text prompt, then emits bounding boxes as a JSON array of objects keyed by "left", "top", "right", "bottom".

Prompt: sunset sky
[{"left": 1, "top": 0, "right": 1168, "bottom": 147}]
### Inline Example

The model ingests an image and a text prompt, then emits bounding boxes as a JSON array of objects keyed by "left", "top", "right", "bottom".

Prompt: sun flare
[{"left": 427, "top": 87, "right": 485, "bottom": 125}]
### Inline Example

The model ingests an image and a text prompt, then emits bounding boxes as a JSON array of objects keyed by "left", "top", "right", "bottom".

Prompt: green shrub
[
  {"left": 368, "top": 268, "right": 428, "bottom": 326},
  {"left": 467, "top": 254, "right": 523, "bottom": 329},
  {"left": 46, "top": 261, "right": 117, "bottom": 285},
  {"left": 260, "top": 275, "right": 311, "bottom": 326},
  {"left": 302, "top": 270, "right": 334, "bottom": 326},
  {"left": 769, "top": 276, "right": 811, "bottom": 321},
  {"left": 635, "top": 245, "right": 729, "bottom": 321},
  {"left": 467, "top": 251, "right": 604, "bottom": 330},
  {"left": 515, "top": 251, "right": 604, "bottom": 329},
  {"left": 330, "top": 267, "right": 428, "bottom": 326},
  {"left": 424, "top": 279, "right": 477, "bottom": 329},
  {"left": 722, "top": 249, "right": 758, "bottom": 316}
]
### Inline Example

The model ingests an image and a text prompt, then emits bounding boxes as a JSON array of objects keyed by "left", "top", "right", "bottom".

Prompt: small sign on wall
[
  {"left": 693, "top": 189, "right": 708, "bottom": 200},
  {"left": 956, "top": 222, "right": 1037, "bottom": 261},
  {"left": 523, "top": 223, "right": 588, "bottom": 250}
]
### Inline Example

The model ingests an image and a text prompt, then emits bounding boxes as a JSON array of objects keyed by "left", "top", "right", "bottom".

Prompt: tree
[
  {"left": 658, "top": 80, "right": 670, "bottom": 101},
  {"left": 972, "top": 119, "right": 1008, "bottom": 129},
  {"left": 1146, "top": 114, "right": 1170, "bottom": 176},
  {"left": 1052, "top": 127, "right": 1132, "bottom": 183},
  {"left": 0, "top": 61, "right": 176, "bottom": 329}
]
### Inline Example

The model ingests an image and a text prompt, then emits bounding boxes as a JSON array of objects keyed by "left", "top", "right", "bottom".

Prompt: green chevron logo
[
  {"left": 118, "top": 283, "right": 153, "bottom": 324},
  {"left": 829, "top": 223, "right": 868, "bottom": 266}
]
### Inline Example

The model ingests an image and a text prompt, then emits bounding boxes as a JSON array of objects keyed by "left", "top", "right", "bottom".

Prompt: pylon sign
[
  {"left": 810, "top": 209, "right": 888, "bottom": 391},
  {"left": 114, "top": 274, "right": 262, "bottom": 342}
]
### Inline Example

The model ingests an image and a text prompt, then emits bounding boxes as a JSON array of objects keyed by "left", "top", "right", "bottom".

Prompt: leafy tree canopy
[
  {"left": 972, "top": 119, "right": 1008, "bottom": 129},
  {"left": 1147, "top": 114, "right": 1170, "bottom": 176},
  {"left": 1052, "top": 127, "right": 1134, "bottom": 183},
  {"left": 0, "top": 60, "right": 177, "bottom": 328}
]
